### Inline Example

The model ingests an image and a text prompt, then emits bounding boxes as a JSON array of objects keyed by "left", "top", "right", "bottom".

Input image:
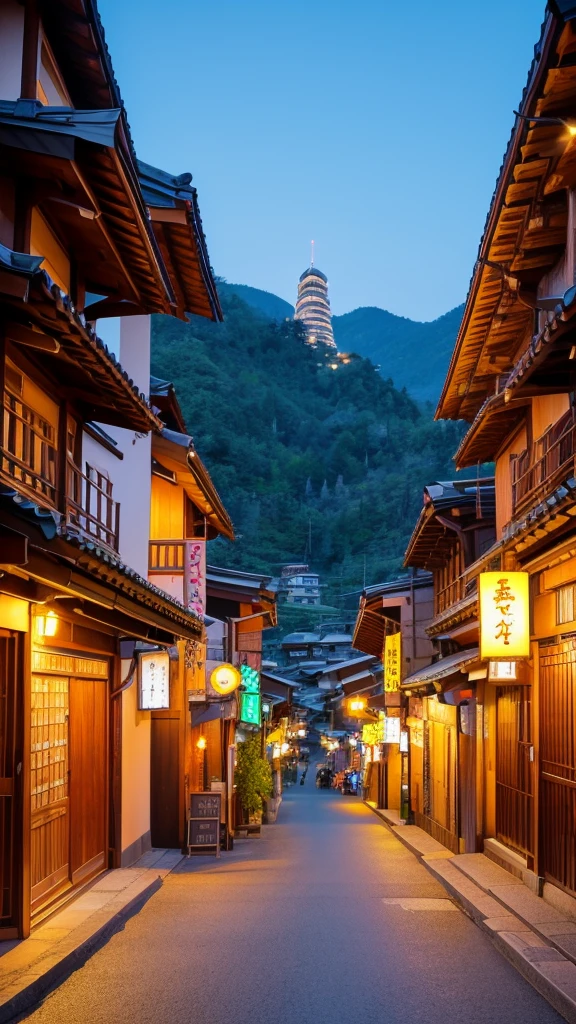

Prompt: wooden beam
[{"left": 20, "top": 0, "right": 40, "bottom": 100}]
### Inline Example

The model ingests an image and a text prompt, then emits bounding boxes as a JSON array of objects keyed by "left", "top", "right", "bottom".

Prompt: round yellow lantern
[{"left": 210, "top": 663, "right": 242, "bottom": 696}]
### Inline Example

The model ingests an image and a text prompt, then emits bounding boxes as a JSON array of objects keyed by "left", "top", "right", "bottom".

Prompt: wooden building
[
  {"left": 0, "top": 0, "right": 221, "bottom": 937},
  {"left": 203, "top": 566, "right": 277, "bottom": 842},
  {"left": 352, "top": 572, "right": 434, "bottom": 816},
  {"left": 436, "top": 1, "right": 576, "bottom": 898},
  {"left": 147, "top": 376, "right": 234, "bottom": 850},
  {"left": 402, "top": 481, "right": 495, "bottom": 853}
]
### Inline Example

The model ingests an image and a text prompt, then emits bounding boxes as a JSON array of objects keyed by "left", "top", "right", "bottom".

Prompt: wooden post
[
  {"left": 530, "top": 639, "right": 540, "bottom": 878},
  {"left": 20, "top": 0, "right": 40, "bottom": 101}
]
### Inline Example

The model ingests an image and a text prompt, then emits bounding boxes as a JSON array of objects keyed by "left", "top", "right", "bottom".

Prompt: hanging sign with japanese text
[
  {"left": 384, "top": 632, "right": 402, "bottom": 692},
  {"left": 138, "top": 650, "right": 170, "bottom": 710},
  {"left": 479, "top": 571, "right": 530, "bottom": 659},
  {"left": 185, "top": 540, "right": 206, "bottom": 619}
]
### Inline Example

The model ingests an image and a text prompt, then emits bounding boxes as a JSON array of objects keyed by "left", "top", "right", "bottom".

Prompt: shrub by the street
[{"left": 235, "top": 735, "right": 273, "bottom": 816}]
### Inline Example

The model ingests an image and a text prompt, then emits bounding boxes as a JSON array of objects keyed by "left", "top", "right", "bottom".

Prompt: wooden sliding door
[{"left": 30, "top": 651, "right": 108, "bottom": 918}]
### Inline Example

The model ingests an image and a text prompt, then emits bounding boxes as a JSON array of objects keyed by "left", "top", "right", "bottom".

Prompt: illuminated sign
[
  {"left": 139, "top": 650, "right": 170, "bottom": 710},
  {"left": 479, "top": 572, "right": 529, "bottom": 659},
  {"left": 240, "top": 663, "right": 261, "bottom": 726},
  {"left": 361, "top": 712, "right": 385, "bottom": 746},
  {"left": 488, "top": 660, "right": 517, "bottom": 681},
  {"left": 384, "top": 632, "right": 402, "bottom": 692},
  {"left": 384, "top": 717, "right": 401, "bottom": 744},
  {"left": 210, "top": 663, "right": 242, "bottom": 696}
]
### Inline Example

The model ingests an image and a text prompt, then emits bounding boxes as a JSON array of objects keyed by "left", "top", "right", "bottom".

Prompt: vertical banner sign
[
  {"left": 185, "top": 540, "right": 206, "bottom": 618},
  {"left": 384, "top": 632, "right": 402, "bottom": 692},
  {"left": 239, "top": 664, "right": 261, "bottom": 726},
  {"left": 479, "top": 571, "right": 530, "bottom": 659}
]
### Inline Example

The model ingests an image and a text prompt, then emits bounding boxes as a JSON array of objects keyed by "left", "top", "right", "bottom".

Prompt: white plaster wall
[
  {"left": 87, "top": 315, "right": 152, "bottom": 577},
  {"left": 84, "top": 316, "right": 154, "bottom": 858},
  {"left": 150, "top": 573, "right": 184, "bottom": 604},
  {"left": 120, "top": 663, "right": 151, "bottom": 856},
  {"left": 0, "top": 2, "right": 24, "bottom": 102}
]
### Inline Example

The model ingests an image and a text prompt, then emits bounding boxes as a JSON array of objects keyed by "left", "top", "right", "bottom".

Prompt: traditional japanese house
[
  {"left": 202, "top": 566, "right": 277, "bottom": 843},
  {"left": 401, "top": 481, "right": 495, "bottom": 852},
  {"left": 0, "top": 0, "right": 221, "bottom": 936},
  {"left": 352, "top": 572, "right": 434, "bottom": 815},
  {"left": 147, "top": 376, "right": 234, "bottom": 850},
  {"left": 436, "top": 2, "right": 576, "bottom": 897}
]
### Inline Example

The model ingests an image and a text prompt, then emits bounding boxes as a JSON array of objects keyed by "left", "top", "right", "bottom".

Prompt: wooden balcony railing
[
  {"left": 434, "top": 574, "right": 478, "bottom": 617},
  {"left": 435, "top": 574, "right": 466, "bottom": 616},
  {"left": 512, "top": 410, "right": 576, "bottom": 515},
  {"left": 149, "top": 540, "right": 186, "bottom": 572},
  {"left": 2, "top": 391, "right": 57, "bottom": 503},
  {"left": 65, "top": 460, "right": 120, "bottom": 551},
  {"left": 2, "top": 391, "right": 121, "bottom": 553}
]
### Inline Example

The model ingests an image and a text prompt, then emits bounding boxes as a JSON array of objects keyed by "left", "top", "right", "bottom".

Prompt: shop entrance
[
  {"left": 495, "top": 685, "right": 533, "bottom": 858},
  {"left": 30, "top": 651, "right": 108, "bottom": 919},
  {"left": 539, "top": 638, "right": 576, "bottom": 895}
]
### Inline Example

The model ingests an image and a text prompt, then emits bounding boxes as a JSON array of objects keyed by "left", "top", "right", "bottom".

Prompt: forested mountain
[
  {"left": 221, "top": 281, "right": 463, "bottom": 404},
  {"left": 151, "top": 289, "right": 468, "bottom": 592},
  {"left": 332, "top": 305, "right": 464, "bottom": 404},
  {"left": 218, "top": 283, "right": 294, "bottom": 322}
]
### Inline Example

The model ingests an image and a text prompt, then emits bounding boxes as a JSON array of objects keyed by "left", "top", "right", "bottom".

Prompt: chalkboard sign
[
  {"left": 190, "top": 793, "right": 221, "bottom": 819},
  {"left": 188, "top": 817, "right": 219, "bottom": 847},
  {"left": 187, "top": 792, "right": 221, "bottom": 857}
]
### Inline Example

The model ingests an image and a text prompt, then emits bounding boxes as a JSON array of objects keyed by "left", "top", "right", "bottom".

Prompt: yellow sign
[
  {"left": 479, "top": 571, "right": 529, "bottom": 659},
  {"left": 210, "top": 663, "right": 242, "bottom": 695},
  {"left": 384, "top": 632, "right": 401, "bottom": 692},
  {"left": 362, "top": 712, "right": 385, "bottom": 746}
]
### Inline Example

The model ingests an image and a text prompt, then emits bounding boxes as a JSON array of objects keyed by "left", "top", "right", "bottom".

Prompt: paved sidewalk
[
  {"left": 0, "top": 849, "right": 183, "bottom": 1023},
  {"left": 366, "top": 805, "right": 576, "bottom": 1023}
]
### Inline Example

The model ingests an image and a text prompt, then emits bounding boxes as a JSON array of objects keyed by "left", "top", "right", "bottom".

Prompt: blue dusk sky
[{"left": 99, "top": 0, "right": 545, "bottom": 321}]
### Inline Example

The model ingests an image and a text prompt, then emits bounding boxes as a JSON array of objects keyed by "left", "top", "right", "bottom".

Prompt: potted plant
[{"left": 235, "top": 735, "right": 273, "bottom": 824}]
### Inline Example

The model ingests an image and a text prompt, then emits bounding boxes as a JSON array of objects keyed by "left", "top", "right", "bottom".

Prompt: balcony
[
  {"left": 65, "top": 459, "right": 120, "bottom": 551},
  {"left": 2, "top": 389, "right": 57, "bottom": 504},
  {"left": 2, "top": 391, "right": 121, "bottom": 552},
  {"left": 428, "top": 573, "right": 478, "bottom": 638},
  {"left": 149, "top": 540, "right": 186, "bottom": 573},
  {"left": 435, "top": 573, "right": 466, "bottom": 616},
  {"left": 512, "top": 410, "right": 575, "bottom": 516}
]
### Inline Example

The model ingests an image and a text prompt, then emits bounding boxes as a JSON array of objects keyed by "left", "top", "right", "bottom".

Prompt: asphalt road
[{"left": 21, "top": 782, "right": 563, "bottom": 1024}]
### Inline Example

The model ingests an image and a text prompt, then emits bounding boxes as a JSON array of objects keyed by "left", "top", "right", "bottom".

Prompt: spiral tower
[{"left": 294, "top": 265, "right": 336, "bottom": 349}]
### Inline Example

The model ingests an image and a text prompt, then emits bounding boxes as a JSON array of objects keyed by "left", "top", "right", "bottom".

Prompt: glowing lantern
[
  {"left": 210, "top": 663, "right": 241, "bottom": 695},
  {"left": 479, "top": 572, "right": 529, "bottom": 660},
  {"left": 35, "top": 610, "right": 58, "bottom": 637},
  {"left": 347, "top": 696, "right": 367, "bottom": 716}
]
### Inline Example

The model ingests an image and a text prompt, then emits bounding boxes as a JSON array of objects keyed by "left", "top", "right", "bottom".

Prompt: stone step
[{"left": 450, "top": 853, "right": 576, "bottom": 967}]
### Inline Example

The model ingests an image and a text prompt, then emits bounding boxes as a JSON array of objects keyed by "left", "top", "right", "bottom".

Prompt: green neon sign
[{"left": 239, "top": 664, "right": 261, "bottom": 725}]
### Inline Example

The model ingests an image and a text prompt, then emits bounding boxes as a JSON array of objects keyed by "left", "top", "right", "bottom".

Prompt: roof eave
[{"left": 435, "top": 9, "right": 559, "bottom": 422}]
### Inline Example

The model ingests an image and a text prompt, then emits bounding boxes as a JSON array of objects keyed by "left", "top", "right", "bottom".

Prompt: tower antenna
[{"left": 310, "top": 239, "right": 315, "bottom": 268}]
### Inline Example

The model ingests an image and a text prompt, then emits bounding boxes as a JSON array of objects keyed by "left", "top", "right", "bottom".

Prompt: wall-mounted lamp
[
  {"left": 196, "top": 735, "right": 207, "bottom": 750},
  {"left": 514, "top": 109, "right": 576, "bottom": 137},
  {"left": 35, "top": 610, "right": 58, "bottom": 637}
]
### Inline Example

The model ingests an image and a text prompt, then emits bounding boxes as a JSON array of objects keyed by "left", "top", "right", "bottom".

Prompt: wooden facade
[
  {"left": 431, "top": 2, "right": 576, "bottom": 901},
  {"left": 0, "top": 0, "right": 222, "bottom": 937},
  {"left": 402, "top": 480, "right": 496, "bottom": 854}
]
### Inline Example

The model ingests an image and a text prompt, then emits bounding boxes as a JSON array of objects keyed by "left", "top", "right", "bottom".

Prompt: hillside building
[
  {"left": 294, "top": 266, "right": 336, "bottom": 349},
  {"left": 275, "top": 564, "right": 321, "bottom": 605}
]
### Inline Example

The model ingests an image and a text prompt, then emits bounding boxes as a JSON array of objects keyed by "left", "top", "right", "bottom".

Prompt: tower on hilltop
[{"left": 294, "top": 242, "right": 336, "bottom": 349}]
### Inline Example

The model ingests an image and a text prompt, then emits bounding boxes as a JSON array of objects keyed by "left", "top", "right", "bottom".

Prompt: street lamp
[{"left": 514, "top": 110, "right": 576, "bottom": 136}]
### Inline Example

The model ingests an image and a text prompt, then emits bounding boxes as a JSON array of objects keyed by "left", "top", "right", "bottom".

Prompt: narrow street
[{"left": 20, "top": 784, "right": 562, "bottom": 1024}]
